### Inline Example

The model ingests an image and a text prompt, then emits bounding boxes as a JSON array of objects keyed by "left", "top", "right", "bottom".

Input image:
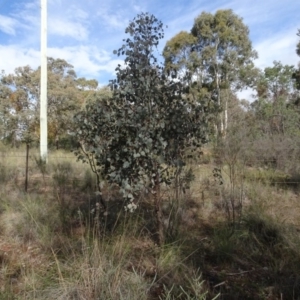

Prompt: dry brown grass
[{"left": 1, "top": 145, "right": 300, "bottom": 299}]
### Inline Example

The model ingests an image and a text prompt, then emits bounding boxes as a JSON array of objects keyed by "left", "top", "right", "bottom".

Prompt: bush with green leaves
[{"left": 74, "top": 13, "right": 211, "bottom": 244}]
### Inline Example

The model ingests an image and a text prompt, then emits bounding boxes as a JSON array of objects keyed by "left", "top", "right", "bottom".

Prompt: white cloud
[
  {"left": 0, "top": 43, "right": 123, "bottom": 82},
  {"left": 48, "top": 18, "right": 89, "bottom": 40},
  {"left": 132, "top": 4, "right": 143, "bottom": 12},
  {"left": 98, "top": 10, "right": 127, "bottom": 30},
  {"left": 254, "top": 28, "right": 299, "bottom": 69},
  {"left": 48, "top": 5, "right": 90, "bottom": 40},
  {"left": 48, "top": 46, "right": 123, "bottom": 78},
  {"left": 11, "top": 0, "right": 39, "bottom": 30},
  {"left": 0, "top": 45, "right": 40, "bottom": 74},
  {"left": 66, "top": 6, "right": 88, "bottom": 21},
  {"left": 0, "top": 15, "right": 18, "bottom": 35},
  {"left": 103, "top": 15, "right": 124, "bottom": 29},
  {"left": 8, "top": 0, "right": 91, "bottom": 42}
]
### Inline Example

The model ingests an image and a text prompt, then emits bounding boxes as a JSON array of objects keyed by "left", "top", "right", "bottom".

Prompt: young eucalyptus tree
[{"left": 74, "top": 13, "right": 210, "bottom": 245}]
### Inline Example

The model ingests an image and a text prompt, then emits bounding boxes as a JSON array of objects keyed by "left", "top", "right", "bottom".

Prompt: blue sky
[{"left": 0, "top": 0, "right": 299, "bottom": 100}]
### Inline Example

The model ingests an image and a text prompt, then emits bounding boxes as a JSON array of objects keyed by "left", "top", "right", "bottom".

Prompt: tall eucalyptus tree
[{"left": 164, "top": 9, "right": 257, "bottom": 136}]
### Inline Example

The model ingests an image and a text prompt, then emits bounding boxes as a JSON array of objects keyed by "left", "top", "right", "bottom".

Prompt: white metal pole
[{"left": 40, "top": 0, "right": 47, "bottom": 162}]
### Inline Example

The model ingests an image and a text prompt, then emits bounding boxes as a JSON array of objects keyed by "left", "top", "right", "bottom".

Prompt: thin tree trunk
[
  {"left": 80, "top": 142, "right": 106, "bottom": 210},
  {"left": 25, "top": 143, "right": 29, "bottom": 192},
  {"left": 220, "top": 112, "right": 224, "bottom": 133},
  {"left": 224, "top": 97, "right": 228, "bottom": 135},
  {"left": 214, "top": 65, "right": 223, "bottom": 137},
  {"left": 154, "top": 171, "right": 164, "bottom": 246}
]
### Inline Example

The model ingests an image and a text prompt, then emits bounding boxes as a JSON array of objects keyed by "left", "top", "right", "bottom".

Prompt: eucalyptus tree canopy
[
  {"left": 74, "top": 13, "right": 211, "bottom": 244},
  {"left": 163, "top": 9, "right": 258, "bottom": 135},
  {"left": 256, "top": 61, "right": 296, "bottom": 102},
  {"left": 0, "top": 65, "right": 39, "bottom": 144},
  {"left": 252, "top": 61, "right": 300, "bottom": 136},
  {"left": 0, "top": 58, "right": 93, "bottom": 147},
  {"left": 0, "top": 73, "right": 15, "bottom": 142}
]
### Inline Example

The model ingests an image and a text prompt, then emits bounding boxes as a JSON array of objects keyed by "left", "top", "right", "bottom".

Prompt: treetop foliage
[
  {"left": 292, "top": 29, "right": 300, "bottom": 90},
  {"left": 74, "top": 13, "right": 210, "bottom": 207},
  {"left": 0, "top": 58, "right": 99, "bottom": 147},
  {"left": 164, "top": 10, "right": 258, "bottom": 80},
  {"left": 163, "top": 9, "right": 258, "bottom": 136}
]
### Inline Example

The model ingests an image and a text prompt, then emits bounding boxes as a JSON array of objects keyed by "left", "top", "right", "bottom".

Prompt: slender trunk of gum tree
[
  {"left": 25, "top": 143, "right": 29, "bottom": 192},
  {"left": 154, "top": 170, "right": 164, "bottom": 246}
]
